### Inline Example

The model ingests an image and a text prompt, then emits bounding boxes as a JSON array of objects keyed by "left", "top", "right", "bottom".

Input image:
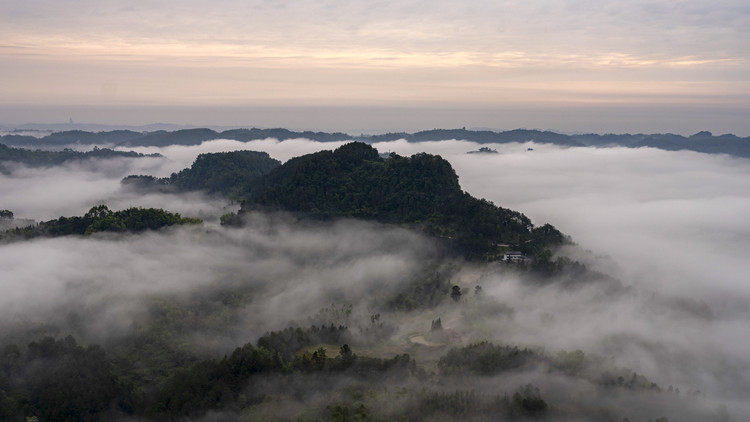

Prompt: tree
[
  {"left": 338, "top": 344, "right": 356, "bottom": 369},
  {"left": 431, "top": 318, "right": 443, "bottom": 332},
  {"left": 311, "top": 347, "right": 327, "bottom": 371},
  {"left": 451, "top": 285, "right": 462, "bottom": 302},
  {"left": 84, "top": 204, "right": 113, "bottom": 220}
]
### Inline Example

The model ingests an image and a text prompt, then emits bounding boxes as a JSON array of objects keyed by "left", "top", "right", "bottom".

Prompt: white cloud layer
[{"left": 1, "top": 138, "right": 749, "bottom": 417}]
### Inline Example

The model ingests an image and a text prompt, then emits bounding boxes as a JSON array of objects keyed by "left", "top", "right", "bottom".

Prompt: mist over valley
[{"left": 1, "top": 132, "right": 748, "bottom": 421}]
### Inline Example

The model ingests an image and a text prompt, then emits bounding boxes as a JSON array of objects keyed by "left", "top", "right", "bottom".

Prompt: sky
[{"left": 1, "top": 0, "right": 749, "bottom": 135}]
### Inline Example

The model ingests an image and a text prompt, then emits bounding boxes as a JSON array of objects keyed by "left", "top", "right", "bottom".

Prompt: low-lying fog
[{"left": 2, "top": 137, "right": 749, "bottom": 419}]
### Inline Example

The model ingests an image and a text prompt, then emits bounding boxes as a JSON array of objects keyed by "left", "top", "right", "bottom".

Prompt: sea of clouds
[{"left": 2, "top": 136, "right": 749, "bottom": 419}]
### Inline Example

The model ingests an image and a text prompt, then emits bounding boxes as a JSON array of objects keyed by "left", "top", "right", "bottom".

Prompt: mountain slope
[
  {"left": 169, "top": 150, "right": 281, "bottom": 196},
  {"left": 240, "top": 142, "right": 567, "bottom": 259},
  {"left": 122, "top": 150, "right": 281, "bottom": 198}
]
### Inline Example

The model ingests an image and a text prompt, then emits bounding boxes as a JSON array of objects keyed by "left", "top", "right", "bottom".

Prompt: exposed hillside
[{"left": 239, "top": 142, "right": 567, "bottom": 259}]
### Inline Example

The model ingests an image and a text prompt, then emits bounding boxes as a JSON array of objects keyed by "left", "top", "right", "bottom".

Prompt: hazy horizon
[
  {"left": 2, "top": 0, "right": 749, "bottom": 136},
  {"left": 2, "top": 104, "right": 750, "bottom": 137},
  {"left": 2, "top": 138, "right": 749, "bottom": 419}
]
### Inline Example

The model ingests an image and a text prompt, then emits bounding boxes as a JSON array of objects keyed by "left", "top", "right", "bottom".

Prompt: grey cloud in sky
[
  {"left": 1, "top": 0, "right": 748, "bottom": 135},
  {"left": 3, "top": 0, "right": 748, "bottom": 58}
]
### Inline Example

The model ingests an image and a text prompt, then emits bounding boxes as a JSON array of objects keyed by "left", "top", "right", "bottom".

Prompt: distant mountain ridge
[{"left": 2, "top": 127, "right": 749, "bottom": 158}]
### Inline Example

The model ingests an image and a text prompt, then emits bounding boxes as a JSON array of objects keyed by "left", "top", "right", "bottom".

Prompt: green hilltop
[
  {"left": 236, "top": 142, "right": 566, "bottom": 259},
  {"left": 121, "top": 142, "right": 567, "bottom": 259},
  {"left": 123, "top": 150, "right": 281, "bottom": 198},
  {"left": 1, "top": 205, "right": 201, "bottom": 241}
]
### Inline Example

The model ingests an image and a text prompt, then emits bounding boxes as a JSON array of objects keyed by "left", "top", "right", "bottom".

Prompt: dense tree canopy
[
  {"left": 0, "top": 143, "right": 159, "bottom": 172},
  {"left": 1, "top": 205, "right": 201, "bottom": 240},
  {"left": 121, "top": 142, "right": 567, "bottom": 259},
  {"left": 122, "top": 150, "right": 281, "bottom": 199},
  {"left": 240, "top": 142, "right": 567, "bottom": 259},
  {"left": 169, "top": 150, "right": 281, "bottom": 197}
]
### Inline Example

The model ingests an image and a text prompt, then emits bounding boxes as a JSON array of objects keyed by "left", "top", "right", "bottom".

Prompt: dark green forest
[
  {"left": 237, "top": 142, "right": 567, "bottom": 260},
  {"left": 123, "top": 142, "right": 568, "bottom": 260},
  {"left": 0, "top": 143, "right": 160, "bottom": 173},
  {"left": 122, "top": 150, "right": 281, "bottom": 198},
  {"left": 0, "top": 205, "right": 201, "bottom": 241},
  {"left": 0, "top": 322, "right": 675, "bottom": 421}
]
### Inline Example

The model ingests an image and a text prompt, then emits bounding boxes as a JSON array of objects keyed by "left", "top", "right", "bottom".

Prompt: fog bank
[{"left": 2, "top": 136, "right": 749, "bottom": 418}]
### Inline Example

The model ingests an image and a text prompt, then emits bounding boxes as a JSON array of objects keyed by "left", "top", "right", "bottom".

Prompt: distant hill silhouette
[{"left": 3, "top": 127, "right": 749, "bottom": 158}]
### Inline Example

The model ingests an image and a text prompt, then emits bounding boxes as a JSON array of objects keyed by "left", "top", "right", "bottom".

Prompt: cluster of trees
[
  {"left": 466, "top": 146, "right": 499, "bottom": 154},
  {"left": 122, "top": 150, "right": 281, "bottom": 198},
  {"left": 256, "top": 325, "right": 352, "bottom": 361},
  {"left": 147, "top": 341, "right": 421, "bottom": 420},
  {"left": 1, "top": 326, "right": 679, "bottom": 421},
  {"left": 0, "top": 328, "right": 564, "bottom": 422},
  {"left": 438, "top": 341, "right": 664, "bottom": 395},
  {"left": 410, "top": 386, "right": 547, "bottom": 420},
  {"left": 169, "top": 150, "right": 280, "bottom": 196},
  {"left": 438, "top": 341, "right": 539, "bottom": 375},
  {"left": 0, "top": 143, "right": 159, "bottom": 171},
  {"left": 0, "top": 327, "right": 415, "bottom": 421},
  {"left": 1, "top": 205, "right": 200, "bottom": 240},
  {"left": 0, "top": 336, "right": 126, "bottom": 422}
]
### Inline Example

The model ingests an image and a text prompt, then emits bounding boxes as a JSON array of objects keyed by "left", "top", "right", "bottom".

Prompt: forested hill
[
  {"left": 0, "top": 205, "right": 201, "bottom": 241},
  {"left": 4, "top": 127, "right": 750, "bottom": 157},
  {"left": 239, "top": 142, "right": 567, "bottom": 259},
  {"left": 122, "top": 150, "right": 281, "bottom": 198},
  {"left": 0, "top": 143, "right": 160, "bottom": 172}
]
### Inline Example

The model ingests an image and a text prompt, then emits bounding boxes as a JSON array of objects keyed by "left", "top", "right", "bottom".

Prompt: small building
[{"left": 502, "top": 251, "right": 533, "bottom": 263}]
